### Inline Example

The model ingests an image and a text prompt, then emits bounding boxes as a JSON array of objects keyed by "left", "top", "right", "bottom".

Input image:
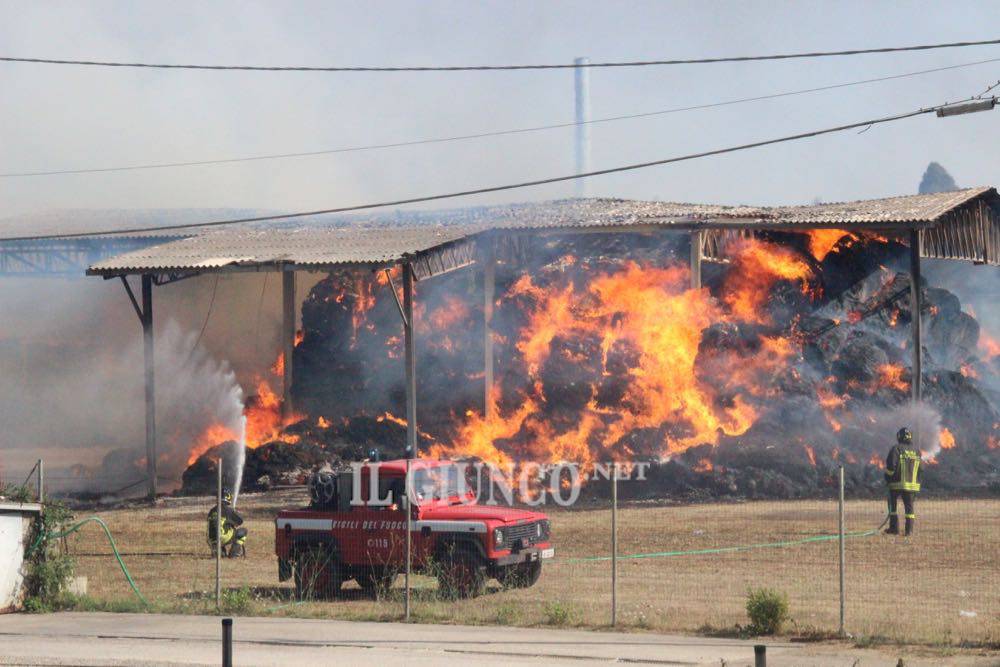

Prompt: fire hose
[
  {"left": 558, "top": 513, "right": 890, "bottom": 564},
  {"left": 28, "top": 516, "right": 148, "bottom": 605}
]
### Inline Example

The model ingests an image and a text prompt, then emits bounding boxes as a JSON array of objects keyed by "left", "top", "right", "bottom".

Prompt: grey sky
[{"left": 1, "top": 0, "right": 999, "bottom": 221}]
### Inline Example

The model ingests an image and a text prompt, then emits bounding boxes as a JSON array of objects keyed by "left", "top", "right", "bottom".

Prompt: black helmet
[
  {"left": 896, "top": 427, "right": 912, "bottom": 444},
  {"left": 222, "top": 488, "right": 234, "bottom": 505}
]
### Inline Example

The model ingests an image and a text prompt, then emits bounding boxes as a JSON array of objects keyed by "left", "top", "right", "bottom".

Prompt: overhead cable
[
  {"left": 4, "top": 56, "right": 1000, "bottom": 178},
  {"left": 1, "top": 101, "right": 978, "bottom": 243},
  {"left": 2, "top": 38, "right": 1000, "bottom": 72}
]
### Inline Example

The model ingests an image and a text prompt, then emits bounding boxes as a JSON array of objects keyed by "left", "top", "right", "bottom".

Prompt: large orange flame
[{"left": 432, "top": 239, "right": 811, "bottom": 470}]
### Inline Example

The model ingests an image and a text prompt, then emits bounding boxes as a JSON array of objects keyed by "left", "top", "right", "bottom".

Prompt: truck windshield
[{"left": 412, "top": 465, "right": 470, "bottom": 504}]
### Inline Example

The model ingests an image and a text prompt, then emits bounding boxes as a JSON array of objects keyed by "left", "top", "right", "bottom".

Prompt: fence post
[
  {"left": 404, "top": 457, "right": 411, "bottom": 622},
  {"left": 754, "top": 644, "right": 766, "bottom": 667},
  {"left": 221, "top": 617, "right": 233, "bottom": 667},
  {"left": 216, "top": 459, "right": 222, "bottom": 611},
  {"left": 611, "top": 462, "right": 618, "bottom": 627},
  {"left": 838, "top": 465, "right": 846, "bottom": 637},
  {"left": 37, "top": 459, "right": 44, "bottom": 504}
]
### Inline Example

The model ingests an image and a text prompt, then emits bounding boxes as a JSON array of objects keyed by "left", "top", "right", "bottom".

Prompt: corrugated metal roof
[
  {"left": 88, "top": 187, "right": 998, "bottom": 275},
  {"left": 88, "top": 224, "right": 478, "bottom": 273}
]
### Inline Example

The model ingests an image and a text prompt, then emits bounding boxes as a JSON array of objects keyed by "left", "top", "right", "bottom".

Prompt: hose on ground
[{"left": 29, "top": 516, "right": 148, "bottom": 605}]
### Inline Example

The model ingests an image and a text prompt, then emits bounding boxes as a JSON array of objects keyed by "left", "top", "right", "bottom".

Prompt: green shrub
[
  {"left": 220, "top": 586, "right": 253, "bottom": 614},
  {"left": 0, "top": 483, "right": 34, "bottom": 503},
  {"left": 542, "top": 601, "right": 575, "bottom": 626},
  {"left": 745, "top": 587, "right": 789, "bottom": 635}
]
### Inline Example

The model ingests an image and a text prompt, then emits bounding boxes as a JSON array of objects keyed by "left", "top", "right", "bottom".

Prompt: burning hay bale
[{"left": 175, "top": 228, "right": 1000, "bottom": 500}]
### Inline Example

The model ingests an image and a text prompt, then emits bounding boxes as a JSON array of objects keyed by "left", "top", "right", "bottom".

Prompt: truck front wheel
[
  {"left": 498, "top": 561, "right": 542, "bottom": 589},
  {"left": 294, "top": 546, "right": 343, "bottom": 600},
  {"left": 437, "top": 550, "right": 486, "bottom": 599}
]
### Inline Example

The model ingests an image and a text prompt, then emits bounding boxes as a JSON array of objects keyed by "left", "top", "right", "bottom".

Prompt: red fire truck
[{"left": 275, "top": 459, "right": 554, "bottom": 598}]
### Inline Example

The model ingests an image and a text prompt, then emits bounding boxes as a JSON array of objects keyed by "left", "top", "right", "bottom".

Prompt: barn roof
[{"left": 87, "top": 186, "right": 1000, "bottom": 277}]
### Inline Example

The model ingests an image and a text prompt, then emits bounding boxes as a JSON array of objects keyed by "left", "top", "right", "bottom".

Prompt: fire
[
  {"left": 434, "top": 239, "right": 811, "bottom": 472},
  {"left": 269, "top": 330, "right": 306, "bottom": 376},
  {"left": 939, "top": 427, "right": 956, "bottom": 449},
  {"left": 875, "top": 364, "right": 909, "bottom": 393},
  {"left": 189, "top": 343, "right": 304, "bottom": 465},
  {"left": 869, "top": 453, "right": 885, "bottom": 470},
  {"left": 244, "top": 378, "right": 302, "bottom": 447},
  {"left": 722, "top": 239, "right": 812, "bottom": 322},
  {"left": 317, "top": 416, "right": 331, "bottom": 428},
  {"left": 980, "top": 332, "right": 1000, "bottom": 359},
  {"left": 187, "top": 423, "right": 239, "bottom": 466},
  {"left": 693, "top": 458, "right": 713, "bottom": 472},
  {"left": 805, "top": 229, "right": 857, "bottom": 261},
  {"left": 803, "top": 444, "right": 817, "bottom": 466}
]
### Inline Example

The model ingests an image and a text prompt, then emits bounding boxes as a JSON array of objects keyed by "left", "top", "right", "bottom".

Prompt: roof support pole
[
  {"left": 141, "top": 274, "right": 157, "bottom": 500},
  {"left": 482, "top": 239, "right": 496, "bottom": 418},
  {"left": 690, "top": 230, "right": 703, "bottom": 290},
  {"left": 281, "top": 270, "right": 295, "bottom": 420},
  {"left": 909, "top": 230, "right": 923, "bottom": 404},
  {"left": 403, "top": 263, "right": 417, "bottom": 459}
]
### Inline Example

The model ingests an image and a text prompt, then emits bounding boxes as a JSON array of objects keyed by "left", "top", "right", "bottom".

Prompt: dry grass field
[{"left": 63, "top": 490, "right": 999, "bottom": 646}]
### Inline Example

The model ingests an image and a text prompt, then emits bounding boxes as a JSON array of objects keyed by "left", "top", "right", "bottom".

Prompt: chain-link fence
[
  {"left": 0, "top": 462, "right": 43, "bottom": 501},
  {"left": 52, "top": 465, "right": 999, "bottom": 645}
]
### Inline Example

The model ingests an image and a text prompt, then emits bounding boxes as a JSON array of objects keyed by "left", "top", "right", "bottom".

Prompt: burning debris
[{"left": 177, "top": 229, "right": 1000, "bottom": 499}]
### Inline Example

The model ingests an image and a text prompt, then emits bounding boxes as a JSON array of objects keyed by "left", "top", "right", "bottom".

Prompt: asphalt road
[{"left": 0, "top": 613, "right": 995, "bottom": 666}]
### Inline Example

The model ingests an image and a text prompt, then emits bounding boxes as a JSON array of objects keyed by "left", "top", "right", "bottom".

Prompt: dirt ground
[{"left": 63, "top": 490, "right": 999, "bottom": 648}]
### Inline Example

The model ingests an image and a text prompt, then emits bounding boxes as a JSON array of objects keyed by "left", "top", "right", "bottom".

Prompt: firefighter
[
  {"left": 884, "top": 427, "right": 922, "bottom": 536},
  {"left": 208, "top": 488, "right": 248, "bottom": 557}
]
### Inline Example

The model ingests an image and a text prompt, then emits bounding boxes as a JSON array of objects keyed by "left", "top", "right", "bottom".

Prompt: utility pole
[{"left": 574, "top": 56, "right": 591, "bottom": 198}]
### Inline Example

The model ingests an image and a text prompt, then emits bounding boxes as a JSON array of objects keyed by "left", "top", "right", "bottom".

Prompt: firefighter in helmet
[
  {"left": 208, "top": 488, "right": 248, "bottom": 557},
  {"left": 884, "top": 427, "right": 922, "bottom": 536}
]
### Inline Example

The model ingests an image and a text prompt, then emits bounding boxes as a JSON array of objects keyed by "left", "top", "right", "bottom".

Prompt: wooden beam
[{"left": 689, "top": 230, "right": 703, "bottom": 290}]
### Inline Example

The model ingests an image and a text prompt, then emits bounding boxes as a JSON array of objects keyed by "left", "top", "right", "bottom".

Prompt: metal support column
[
  {"left": 403, "top": 263, "right": 417, "bottom": 459},
  {"left": 690, "top": 230, "right": 703, "bottom": 290},
  {"left": 281, "top": 270, "right": 296, "bottom": 419},
  {"left": 482, "top": 240, "right": 496, "bottom": 418},
  {"left": 402, "top": 262, "right": 416, "bottom": 623},
  {"left": 141, "top": 274, "right": 157, "bottom": 500},
  {"left": 909, "top": 230, "right": 922, "bottom": 403}
]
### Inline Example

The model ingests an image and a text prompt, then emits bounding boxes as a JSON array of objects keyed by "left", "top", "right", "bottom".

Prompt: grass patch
[{"left": 541, "top": 601, "right": 576, "bottom": 626}]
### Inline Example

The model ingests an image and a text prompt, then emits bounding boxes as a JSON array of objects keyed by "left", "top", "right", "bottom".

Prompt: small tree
[
  {"left": 23, "top": 500, "right": 75, "bottom": 611},
  {"left": 745, "top": 587, "right": 789, "bottom": 635}
]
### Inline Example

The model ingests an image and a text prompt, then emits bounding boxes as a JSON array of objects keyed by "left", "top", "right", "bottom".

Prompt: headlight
[
  {"left": 536, "top": 522, "right": 543, "bottom": 538},
  {"left": 493, "top": 527, "right": 504, "bottom": 547}
]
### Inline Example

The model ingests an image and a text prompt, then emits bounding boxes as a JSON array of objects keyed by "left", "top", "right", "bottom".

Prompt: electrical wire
[
  {"left": 0, "top": 101, "right": 974, "bottom": 244},
  {"left": 3, "top": 38, "right": 1000, "bottom": 72},
  {"left": 186, "top": 274, "right": 220, "bottom": 364},
  {"left": 5, "top": 56, "right": 1000, "bottom": 179}
]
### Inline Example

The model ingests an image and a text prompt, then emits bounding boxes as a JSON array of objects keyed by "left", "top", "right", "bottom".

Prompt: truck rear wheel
[
  {"left": 437, "top": 550, "right": 486, "bottom": 599},
  {"left": 294, "top": 546, "right": 343, "bottom": 600},
  {"left": 498, "top": 560, "right": 542, "bottom": 589},
  {"left": 355, "top": 568, "right": 397, "bottom": 598}
]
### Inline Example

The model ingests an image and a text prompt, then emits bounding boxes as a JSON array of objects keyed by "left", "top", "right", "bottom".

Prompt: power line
[
  {"left": 5, "top": 57, "right": 1000, "bottom": 179},
  {"left": 3, "top": 100, "right": 982, "bottom": 244},
  {"left": 3, "top": 38, "right": 1000, "bottom": 72}
]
